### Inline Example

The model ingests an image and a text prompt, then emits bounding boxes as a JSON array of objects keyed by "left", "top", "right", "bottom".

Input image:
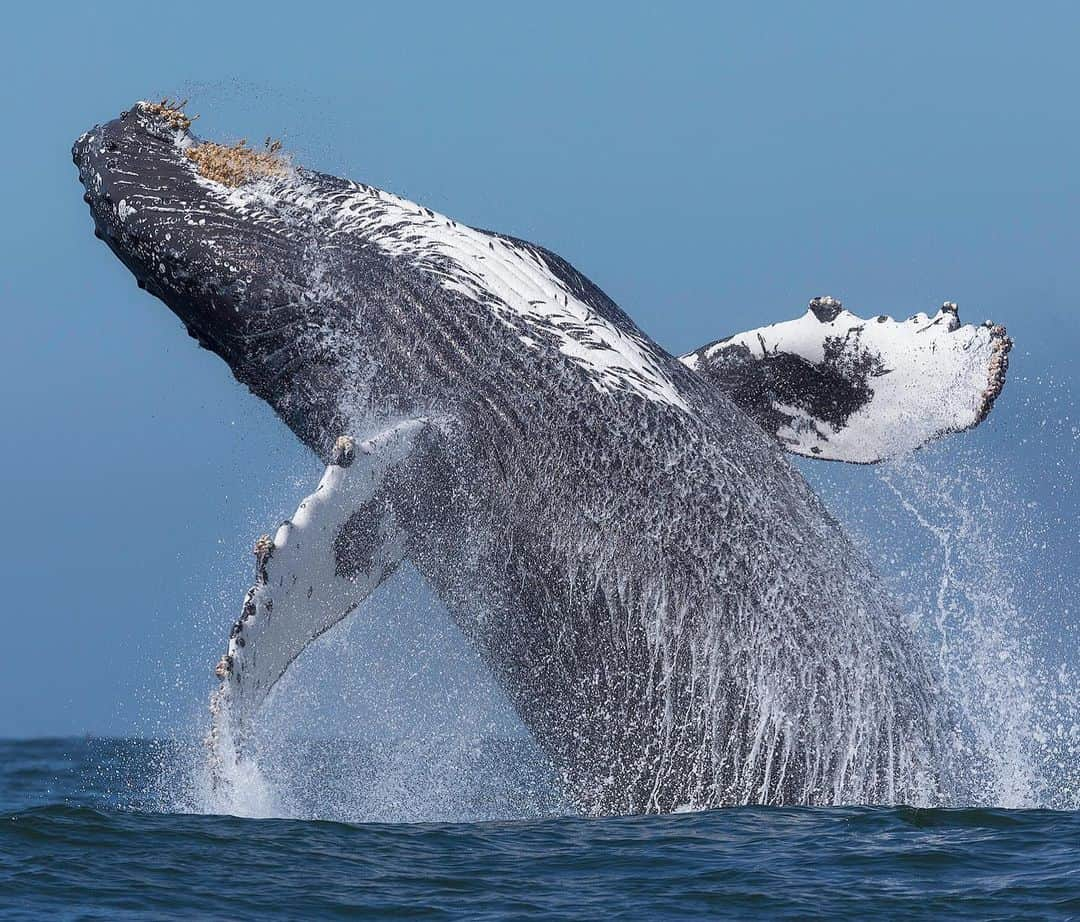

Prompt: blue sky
[{"left": 0, "top": 1, "right": 1076, "bottom": 737}]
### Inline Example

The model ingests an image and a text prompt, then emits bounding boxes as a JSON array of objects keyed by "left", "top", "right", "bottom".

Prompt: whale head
[{"left": 72, "top": 101, "right": 346, "bottom": 450}]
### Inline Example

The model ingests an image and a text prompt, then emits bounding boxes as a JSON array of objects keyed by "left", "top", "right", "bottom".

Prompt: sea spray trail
[
  {"left": 880, "top": 460, "right": 1039, "bottom": 806},
  {"left": 806, "top": 397, "right": 1079, "bottom": 811},
  {"left": 884, "top": 456, "right": 1078, "bottom": 809}
]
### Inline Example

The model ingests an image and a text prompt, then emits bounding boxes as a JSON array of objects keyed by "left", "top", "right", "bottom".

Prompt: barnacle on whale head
[{"left": 184, "top": 137, "right": 288, "bottom": 187}]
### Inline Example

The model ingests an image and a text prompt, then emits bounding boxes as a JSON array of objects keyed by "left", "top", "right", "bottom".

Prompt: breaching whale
[{"left": 73, "top": 101, "right": 1011, "bottom": 814}]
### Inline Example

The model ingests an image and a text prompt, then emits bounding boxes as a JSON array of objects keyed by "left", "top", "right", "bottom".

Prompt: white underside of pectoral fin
[
  {"left": 682, "top": 298, "right": 1012, "bottom": 464},
  {"left": 209, "top": 418, "right": 430, "bottom": 756}
]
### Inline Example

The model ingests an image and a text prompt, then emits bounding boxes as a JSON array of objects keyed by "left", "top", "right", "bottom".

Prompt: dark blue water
[{"left": 1, "top": 739, "right": 1077, "bottom": 920}]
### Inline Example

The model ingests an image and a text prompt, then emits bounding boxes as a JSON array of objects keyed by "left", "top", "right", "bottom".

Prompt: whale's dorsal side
[{"left": 681, "top": 296, "right": 1012, "bottom": 463}]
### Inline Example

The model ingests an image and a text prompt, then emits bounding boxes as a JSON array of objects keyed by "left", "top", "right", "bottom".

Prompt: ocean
[{"left": 1, "top": 738, "right": 1077, "bottom": 919}]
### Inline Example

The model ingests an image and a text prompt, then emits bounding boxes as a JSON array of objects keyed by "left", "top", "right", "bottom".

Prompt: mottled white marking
[
  {"left": 343, "top": 190, "right": 691, "bottom": 411},
  {"left": 198, "top": 165, "right": 691, "bottom": 413},
  {"left": 684, "top": 304, "right": 1010, "bottom": 462}
]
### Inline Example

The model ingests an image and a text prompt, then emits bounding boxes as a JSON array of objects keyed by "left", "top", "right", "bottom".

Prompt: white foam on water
[{"left": 199, "top": 733, "right": 282, "bottom": 819}]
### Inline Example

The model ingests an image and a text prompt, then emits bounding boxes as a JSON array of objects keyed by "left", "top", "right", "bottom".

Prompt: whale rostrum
[{"left": 74, "top": 100, "right": 1010, "bottom": 813}]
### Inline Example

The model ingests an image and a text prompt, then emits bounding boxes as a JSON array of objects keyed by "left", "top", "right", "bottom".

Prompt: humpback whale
[{"left": 73, "top": 101, "right": 1011, "bottom": 814}]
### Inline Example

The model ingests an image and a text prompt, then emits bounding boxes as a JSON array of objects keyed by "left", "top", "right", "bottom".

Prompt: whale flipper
[
  {"left": 680, "top": 297, "right": 1011, "bottom": 463},
  {"left": 209, "top": 418, "right": 431, "bottom": 763}
]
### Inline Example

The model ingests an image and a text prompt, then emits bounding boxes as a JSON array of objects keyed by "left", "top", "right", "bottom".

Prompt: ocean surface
[{"left": 1, "top": 739, "right": 1077, "bottom": 919}]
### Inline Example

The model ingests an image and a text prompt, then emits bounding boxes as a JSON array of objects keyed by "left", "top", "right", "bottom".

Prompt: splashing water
[
  {"left": 184, "top": 440, "right": 1078, "bottom": 819},
  {"left": 881, "top": 460, "right": 1036, "bottom": 805},
  {"left": 133, "top": 330, "right": 1073, "bottom": 822},
  {"left": 876, "top": 456, "right": 1076, "bottom": 809},
  {"left": 806, "top": 381, "right": 1079, "bottom": 811},
  {"left": 175, "top": 566, "right": 561, "bottom": 822}
]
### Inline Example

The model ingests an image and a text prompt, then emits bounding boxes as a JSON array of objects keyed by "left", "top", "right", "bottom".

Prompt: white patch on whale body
[
  {"left": 348, "top": 192, "right": 692, "bottom": 412},
  {"left": 210, "top": 172, "right": 691, "bottom": 413}
]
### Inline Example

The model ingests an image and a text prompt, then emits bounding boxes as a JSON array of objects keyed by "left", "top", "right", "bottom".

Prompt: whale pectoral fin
[
  {"left": 208, "top": 418, "right": 431, "bottom": 759},
  {"left": 680, "top": 297, "right": 1012, "bottom": 464}
]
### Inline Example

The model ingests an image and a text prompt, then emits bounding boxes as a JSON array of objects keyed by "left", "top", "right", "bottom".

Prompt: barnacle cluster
[
  {"left": 138, "top": 97, "right": 193, "bottom": 132},
  {"left": 185, "top": 137, "right": 287, "bottom": 187},
  {"left": 979, "top": 324, "right": 1012, "bottom": 422}
]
